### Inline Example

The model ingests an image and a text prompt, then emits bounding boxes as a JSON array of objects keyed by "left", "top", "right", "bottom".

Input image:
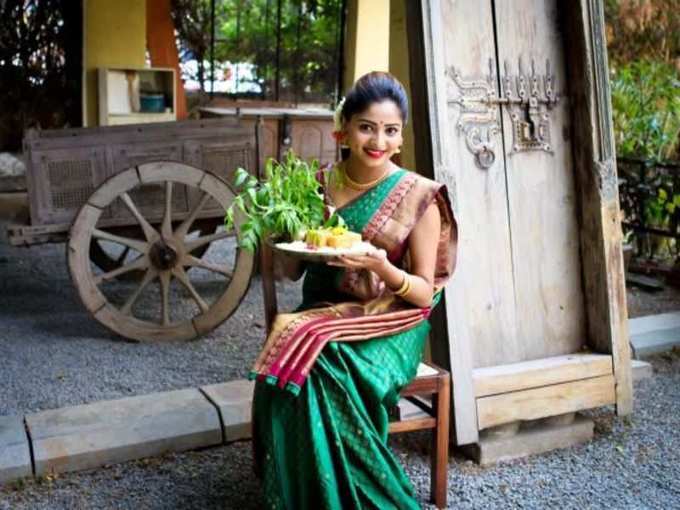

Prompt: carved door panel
[{"left": 443, "top": 0, "right": 585, "bottom": 367}]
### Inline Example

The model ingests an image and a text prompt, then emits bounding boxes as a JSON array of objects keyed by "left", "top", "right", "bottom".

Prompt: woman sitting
[{"left": 250, "top": 71, "right": 458, "bottom": 510}]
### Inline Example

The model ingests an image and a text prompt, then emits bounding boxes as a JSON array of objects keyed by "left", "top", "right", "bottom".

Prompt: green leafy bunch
[{"left": 225, "top": 151, "right": 342, "bottom": 251}]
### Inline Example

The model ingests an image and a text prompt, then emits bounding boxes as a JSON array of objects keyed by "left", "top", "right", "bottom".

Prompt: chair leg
[{"left": 431, "top": 375, "right": 450, "bottom": 508}]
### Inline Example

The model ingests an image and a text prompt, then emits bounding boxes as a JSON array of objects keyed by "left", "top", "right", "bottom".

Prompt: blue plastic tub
[{"left": 140, "top": 94, "right": 166, "bottom": 113}]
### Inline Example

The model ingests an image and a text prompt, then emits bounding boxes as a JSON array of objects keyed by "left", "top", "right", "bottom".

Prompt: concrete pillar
[
  {"left": 83, "top": 0, "right": 147, "bottom": 126},
  {"left": 389, "top": 0, "right": 415, "bottom": 172},
  {"left": 343, "top": 0, "right": 391, "bottom": 92}
]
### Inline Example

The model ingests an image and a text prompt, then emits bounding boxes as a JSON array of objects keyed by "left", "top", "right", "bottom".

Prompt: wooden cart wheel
[
  {"left": 68, "top": 162, "right": 255, "bottom": 342},
  {"left": 88, "top": 220, "right": 218, "bottom": 280}
]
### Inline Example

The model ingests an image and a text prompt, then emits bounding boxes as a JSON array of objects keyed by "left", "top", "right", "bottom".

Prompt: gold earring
[{"left": 395, "top": 146, "right": 402, "bottom": 154}]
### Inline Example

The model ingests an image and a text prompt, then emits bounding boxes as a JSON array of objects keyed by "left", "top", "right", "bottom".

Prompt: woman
[{"left": 250, "top": 71, "right": 457, "bottom": 509}]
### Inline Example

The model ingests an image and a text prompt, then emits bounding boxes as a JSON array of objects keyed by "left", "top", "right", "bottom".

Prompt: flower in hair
[{"left": 332, "top": 97, "right": 346, "bottom": 140}]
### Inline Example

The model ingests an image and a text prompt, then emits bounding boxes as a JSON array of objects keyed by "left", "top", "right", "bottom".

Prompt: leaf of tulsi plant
[{"left": 225, "top": 151, "right": 344, "bottom": 251}]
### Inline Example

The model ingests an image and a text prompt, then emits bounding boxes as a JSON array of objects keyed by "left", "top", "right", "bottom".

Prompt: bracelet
[{"left": 393, "top": 271, "right": 412, "bottom": 297}]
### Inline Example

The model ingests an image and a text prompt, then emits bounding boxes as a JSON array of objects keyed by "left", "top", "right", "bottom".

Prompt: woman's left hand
[{"left": 327, "top": 249, "right": 388, "bottom": 273}]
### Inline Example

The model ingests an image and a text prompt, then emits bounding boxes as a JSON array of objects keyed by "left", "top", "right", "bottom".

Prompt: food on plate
[{"left": 305, "top": 226, "right": 363, "bottom": 250}]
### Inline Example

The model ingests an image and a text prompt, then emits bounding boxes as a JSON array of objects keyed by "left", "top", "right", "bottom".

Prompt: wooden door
[
  {"left": 440, "top": 0, "right": 585, "bottom": 369},
  {"left": 403, "top": 0, "right": 632, "bottom": 444}
]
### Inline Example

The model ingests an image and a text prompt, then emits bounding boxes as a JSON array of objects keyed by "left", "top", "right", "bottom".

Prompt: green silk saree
[{"left": 251, "top": 168, "right": 457, "bottom": 509}]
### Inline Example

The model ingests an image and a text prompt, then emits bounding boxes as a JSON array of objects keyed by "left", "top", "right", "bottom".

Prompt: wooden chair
[{"left": 259, "top": 245, "right": 450, "bottom": 509}]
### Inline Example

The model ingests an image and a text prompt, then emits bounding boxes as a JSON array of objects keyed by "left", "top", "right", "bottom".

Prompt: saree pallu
[{"left": 252, "top": 168, "right": 457, "bottom": 510}]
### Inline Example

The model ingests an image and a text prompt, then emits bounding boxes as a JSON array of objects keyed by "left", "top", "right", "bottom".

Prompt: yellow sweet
[
  {"left": 326, "top": 231, "right": 362, "bottom": 249},
  {"left": 305, "top": 229, "right": 331, "bottom": 247},
  {"left": 305, "top": 227, "right": 362, "bottom": 249}
]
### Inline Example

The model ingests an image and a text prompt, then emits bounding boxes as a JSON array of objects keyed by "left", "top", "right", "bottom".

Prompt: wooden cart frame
[{"left": 5, "top": 118, "right": 263, "bottom": 341}]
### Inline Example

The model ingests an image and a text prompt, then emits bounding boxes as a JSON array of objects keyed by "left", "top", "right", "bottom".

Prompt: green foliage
[
  {"left": 644, "top": 187, "right": 680, "bottom": 226},
  {"left": 225, "top": 152, "right": 343, "bottom": 251},
  {"left": 0, "top": 0, "right": 81, "bottom": 151},
  {"left": 172, "top": 0, "right": 342, "bottom": 103},
  {"left": 610, "top": 60, "right": 680, "bottom": 161},
  {"left": 220, "top": 0, "right": 342, "bottom": 102}
]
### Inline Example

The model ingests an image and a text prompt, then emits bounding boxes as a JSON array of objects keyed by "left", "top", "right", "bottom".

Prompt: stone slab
[
  {"left": 628, "top": 311, "right": 680, "bottom": 336},
  {"left": 25, "top": 388, "right": 221, "bottom": 476},
  {"left": 630, "top": 327, "right": 680, "bottom": 357},
  {"left": 201, "top": 379, "right": 254, "bottom": 442},
  {"left": 461, "top": 414, "right": 594, "bottom": 466},
  {"left": 631, "top": 359, "right": 653, "bottom": 382},
  {"left": 0, "top": 415, "right": 32, "bottom": 484}
]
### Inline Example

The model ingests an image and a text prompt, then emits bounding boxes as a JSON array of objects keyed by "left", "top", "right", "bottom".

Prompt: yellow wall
[
  {"left": 83, "top": 0, "right": 147, "bottom": 126},
  {"left": 389, "top": 0, "right": 415, "bottom": 172},
  {"left": 341, "top": 0, "right": 414, "bottom": 170},
  {"left": 343, "top": 0, "right": 390, "bottom": 92}
]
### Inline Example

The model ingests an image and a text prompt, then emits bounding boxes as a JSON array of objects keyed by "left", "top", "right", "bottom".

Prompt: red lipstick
[{"left": 364, "top": 148, "right": 385, "bottom": 159}]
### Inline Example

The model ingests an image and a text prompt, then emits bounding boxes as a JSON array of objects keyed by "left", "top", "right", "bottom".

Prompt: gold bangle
[
  {"left": 393, "top": 271, "right": 411, "bottom": 297},
  {"left": 393, "top": 271, "right": 408, "bottom": 294},
  {"left": 398, "top": 277, "right": 412, "bottom": 297}
]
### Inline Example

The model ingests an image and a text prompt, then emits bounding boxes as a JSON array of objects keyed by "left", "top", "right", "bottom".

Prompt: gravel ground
[
  {"left": 0, "top": 353, "right": 678, "bottom": 509},
  {"left": 627, "top": 283, "right": 680, "bottom": 318},
  {"left": 0, "top": 233, "right": 301, "bottom": 416},
  {"left": 1, "top": 230, "right": 680, "bottom": 508}
]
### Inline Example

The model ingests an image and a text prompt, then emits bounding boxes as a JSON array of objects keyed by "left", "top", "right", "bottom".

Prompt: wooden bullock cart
[{"left": 3, "top": 118, "right": 260, "bottom": 342}]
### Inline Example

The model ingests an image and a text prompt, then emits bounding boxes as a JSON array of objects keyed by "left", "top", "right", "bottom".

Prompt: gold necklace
[{"left": 342, "top": 164, "right": 390, "bottom": 191}]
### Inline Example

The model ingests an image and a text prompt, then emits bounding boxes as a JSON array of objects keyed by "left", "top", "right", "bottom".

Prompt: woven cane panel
[{"left": 48, "top": 160, "right": 95, "bottom": 211}]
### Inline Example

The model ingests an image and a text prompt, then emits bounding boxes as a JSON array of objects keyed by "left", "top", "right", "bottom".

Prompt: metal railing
[{"left": 618, "top": 157, "right": 680, "bottom": 259}]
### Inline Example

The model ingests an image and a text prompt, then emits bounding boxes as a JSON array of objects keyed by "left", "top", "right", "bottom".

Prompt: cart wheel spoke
[
  {"left": 162, "top": 181, "right": 173, "bottom": 238},
  {"left": 121, "top": 268, "right": 158, "bottom": 315},
  {"left": 92, "top": 228, "right": 148, "bottom": 253},
  {"left": 172, "top": 266, "right": 209, "bottom": 313},
  {"left": 183, "top": 254, "right": 233, "bottom": 278},
  {"left": 159, "top": 271, "right": 171, "bottom": 326},
  {"left": 175, "top": 192, "right": 211, "bottom": 240},
  {"left": 120, "top": 192, "right": 158, "bottom": 241},
  {"left": 184, "top": 229, "right": 231, "bottom": 253},
  {"left": 94, "top": 256, "right": 148, "bottom": 285}
]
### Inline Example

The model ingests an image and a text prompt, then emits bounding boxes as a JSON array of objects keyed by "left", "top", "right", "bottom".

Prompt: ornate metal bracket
[
  {"left": 446, "top": 60, "right": 500, "bottom": 169},
  {"left": 447, "top": 57, "right": 560, "bottom": 169}
]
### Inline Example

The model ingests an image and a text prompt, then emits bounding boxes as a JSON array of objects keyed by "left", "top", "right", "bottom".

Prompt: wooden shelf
[{"left": 98, "top": 67, "right": 176, "bottom": 126}]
